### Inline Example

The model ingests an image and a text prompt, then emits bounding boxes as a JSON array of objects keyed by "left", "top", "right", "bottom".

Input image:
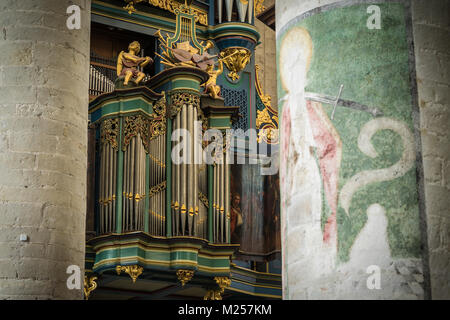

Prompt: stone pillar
[
  {"left": 0, "top": 0, "right": 91, "bottom": 299},
  {"left": 411, "top": 0, "right": 450, "bottom": 300},
  {"left": 276, "top": 0, "right": 449, "bottom": 299}
]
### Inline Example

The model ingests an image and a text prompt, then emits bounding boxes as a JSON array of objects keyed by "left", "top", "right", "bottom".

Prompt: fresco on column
[{"left": 277, "top": 1, "right": 424, "bottom": 298}]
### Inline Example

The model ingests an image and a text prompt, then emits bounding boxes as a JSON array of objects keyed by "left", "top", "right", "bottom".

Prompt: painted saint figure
[{"left": 117, "top": 41, "right": 153, "bottom": 86}]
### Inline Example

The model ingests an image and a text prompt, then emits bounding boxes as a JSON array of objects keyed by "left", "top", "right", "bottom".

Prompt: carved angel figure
[{"left": 117, "top": 41, "right": 153, "bottom": 86}]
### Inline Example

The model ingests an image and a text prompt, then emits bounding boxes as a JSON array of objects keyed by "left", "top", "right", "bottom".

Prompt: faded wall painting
[{"left": 277, "top": 1, "right": 424, "bottom": 298}]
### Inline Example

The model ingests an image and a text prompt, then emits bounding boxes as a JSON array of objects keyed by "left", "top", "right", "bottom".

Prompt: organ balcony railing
[{"left": 89, "top": 52, "right": 116, "bottom": 99}]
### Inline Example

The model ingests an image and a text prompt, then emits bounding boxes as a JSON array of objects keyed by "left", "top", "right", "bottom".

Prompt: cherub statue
[
  {"left": 117, "top": 41, "right": 153, "bottom": 86},
  {"left": 201, "top": 59, "right": 223, "bottom": 99}
]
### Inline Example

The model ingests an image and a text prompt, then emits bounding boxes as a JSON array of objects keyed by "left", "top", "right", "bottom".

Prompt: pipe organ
[
  {"left": 89, "top": 69, "right": 237, "bottom": 244},
  {"left": 217, "top": 0, "right": 255, "bottom": 24},
  {"left": 148, "top": 96, "right": 167, "bottom": 236},
  {"left": 122, "top": 115, "right": 148, "bottom": 232},
  {"left": 170, "top": 92, "right": 202, "bottom": 237},
  {"left": 98, "top": 118, "right": 119, "bottom": 234}
]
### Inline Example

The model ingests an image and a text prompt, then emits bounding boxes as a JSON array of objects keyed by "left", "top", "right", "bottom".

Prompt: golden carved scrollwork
[
  {"left": 204, "top": 276, "right": 231, "bottom": 300},
  {"left": 257, "top": 123, "right": 279, "bottom": 144},
  {"left": 150, "top": 94, "right": 167, "bottom": 140},
  {"left": 203, "top": 289, "right": 222, "bottom": 300},
  {"left": 84, "top": 275, "right": 98, "bottom": 300},
  {"left": 122, "top": 115, "right": 151, "bottom": 152},
  {"left": 198, "top": 191, "right": 209, "bottom": 209},
  {"left": 123, "top": 0, "right": 208, "bottom": 26},
  {"left": 256, "top": 107, "right": 272, "bottom": 128},
  {"left": 255, "top": 64, "right": 278, "bottom": 144},
  {"left": 254, "top": 0, "right": 266, "bottom": 16},
  {"left": 220, "top": 47, "right": 252, "bottom": 81},
  {"left": 116, "top": 265, "right": 144, "bottom": 283},
  {"left": 100, "top": 118, "right": 119, "bottom": 150},
  {"left": 176, "top": 269, "right": 195, "bottom": 286},
  {"left": 169, "top": 91, "right": 200, "bottom": 118},
  {"left": 149, "top": 180, "right": 167, "bottom": 198},
  {"left": 255, "top": 64, "right": 272, "bottom": 109}
]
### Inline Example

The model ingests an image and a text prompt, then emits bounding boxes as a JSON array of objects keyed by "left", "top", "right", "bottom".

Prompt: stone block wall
[
  {"left": 0, "top": 0, "right": 91, "bottom": 299},
  {"left": 412, "top": 0, "right": 450, "bottom": 300}
]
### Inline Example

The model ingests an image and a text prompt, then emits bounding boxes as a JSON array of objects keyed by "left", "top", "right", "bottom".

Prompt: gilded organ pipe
[{"left": 99, "top": 118, "right": 119, "bottom": 234}]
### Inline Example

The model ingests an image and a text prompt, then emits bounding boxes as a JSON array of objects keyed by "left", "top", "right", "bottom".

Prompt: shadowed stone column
[
  {"left": 0, "top": 0, "right": 91, "bottom": 299},
  {"left": 411, "top": 0, "right": 450, "bottom": 300}
]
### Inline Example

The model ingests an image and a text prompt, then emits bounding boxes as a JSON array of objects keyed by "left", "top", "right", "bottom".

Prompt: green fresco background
[{"left": 277, "top": 2, "right": 421, "bottom": 262}]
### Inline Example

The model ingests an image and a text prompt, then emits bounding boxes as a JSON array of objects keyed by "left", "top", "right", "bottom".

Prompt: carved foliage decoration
[
  {"left": 84, "top": 275, "right": 98, "bottom": 300},
  {"left": 116, "top": 265, "right": 143, "bottom": 283},
  {"left": 220, "top": 47, "right": 252, "bottom": 81},
  {"left": 122, "top": 115, "right": 150, "bottom": 152},
  {"left": 149, "top": 180, "right": 167, "bottom": 198},
  {"left": 255, "top": 0, "right": 266, "bottom": 16},
  {"left": 151, "top": 95, "right": 167, "bottom": 140},
  {"left": 255, "top": 64, "right": 278, "bottom": 144},
  {"left": 169, "top": 91, "right": 200, "bottom": 118},
  {"left": 198, "top": 191, "right": 209, "bottom": 209},
  {"left": 100, "top": 118, "right": 119, "bottom": 150},
  {"left": 123, "top": 0, "right": 208, "bottom": 26},
  {"left": 176, "top": 269, "right": 195, "bottom": 286},
  {"left": 204, "top": 277, "right": 231, "bottom": 300}
]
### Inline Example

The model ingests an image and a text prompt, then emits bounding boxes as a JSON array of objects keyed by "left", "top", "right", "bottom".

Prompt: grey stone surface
[{"left": 0, "top": 0, "right": 91, "bottom": 299}]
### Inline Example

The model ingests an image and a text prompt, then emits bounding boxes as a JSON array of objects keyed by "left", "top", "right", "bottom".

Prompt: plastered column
[
  {"left": 277, "top": 0, "right": 448, "bottom": 300},
  {"left": 0, "top": 0, "right": 91, "bottom": 299}
]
